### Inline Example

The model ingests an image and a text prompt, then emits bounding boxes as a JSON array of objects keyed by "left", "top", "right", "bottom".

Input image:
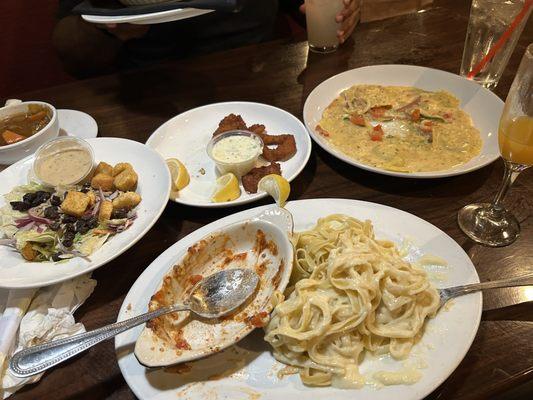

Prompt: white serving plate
[
  {"left": 303, "top": 65, "right": 503, "bottom": 178},
  {"left": 116, "top": 198, "right": 482, "bottom": 400},
  {"left": 82, "top": 8, "right": 213, "bottom": 25},
  {"left": 0, "top": 137, "right": 170, "bottom": 289},
  {"left": 145, "top": 102, "right": 312, "bottom": 208}
]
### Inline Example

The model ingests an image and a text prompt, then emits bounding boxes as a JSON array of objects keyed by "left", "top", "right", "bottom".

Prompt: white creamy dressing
[
  {"left": 212, "top": 135, "right": 261, "bottom": 163},
  {"left": 35, "top": 148, "right": 93, "bottom": 186}
]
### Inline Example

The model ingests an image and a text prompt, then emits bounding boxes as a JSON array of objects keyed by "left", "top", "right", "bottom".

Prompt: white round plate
[
  {"left": 81, "top": 8, "right": 213, "bottom": 25},
  {"left": 115, "top": 198, "right": 482, "bottom": 400},
  {"left": 145, "top": 102, "right": 312, "bottom": 208},
  {"left": 0, "top": 137, "right": 170, "bottom": 289},
  {"left": 303, "top": 65, "right": 503, "bottom": 178},
  {"left": 58, "top": 109, "right": 98, "bottom": 139}
]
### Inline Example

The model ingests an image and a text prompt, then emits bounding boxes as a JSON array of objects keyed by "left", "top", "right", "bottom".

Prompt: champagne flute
[{"left": 458, "top": 43, "right": 533, "bottom": 246}]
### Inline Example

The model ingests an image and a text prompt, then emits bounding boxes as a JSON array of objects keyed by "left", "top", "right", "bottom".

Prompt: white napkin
[{"left": 0, "top": 275, "right": 96, "bottom": 399}]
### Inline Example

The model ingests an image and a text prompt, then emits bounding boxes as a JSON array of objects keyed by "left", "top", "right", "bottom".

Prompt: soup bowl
[{"left": 0, "top": 100, "right": 59, "bottom": 165}]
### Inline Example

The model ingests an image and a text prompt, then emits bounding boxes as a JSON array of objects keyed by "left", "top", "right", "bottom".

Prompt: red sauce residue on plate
[
  {"left": 174, "top": 329, "right": 191, "bottom": 350},
  {"left": 248, "top": 311, "right": 269, "bottom": 328},
  {"left": 254, "top": 229, "right": 279, "bottom": 257},
  {"left": 188, "top": 274, "right": 203, "bottom": 285},
  {"left": 221, "top": 252, "right": 247, "bottom": 269},
  {"left": 255, "top": 261, "right": 268, "bottom": 276}
]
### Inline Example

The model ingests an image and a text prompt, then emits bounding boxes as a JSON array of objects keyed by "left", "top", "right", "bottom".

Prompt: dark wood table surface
[{"left": 5, "top": 0, "right": 532, "bottom": 399}]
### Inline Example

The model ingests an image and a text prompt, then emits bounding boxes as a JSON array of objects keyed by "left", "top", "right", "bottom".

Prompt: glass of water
[
  {"left": 305, "top": 0, "right": 344, "bottom": 53},
  {"left": 460, "top": 0, "right": 532, "bottom": 90}
]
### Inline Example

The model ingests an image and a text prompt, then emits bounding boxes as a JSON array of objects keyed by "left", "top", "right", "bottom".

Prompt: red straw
[{"left": 467, "top": 0, "right": 532, "bottom": 79}]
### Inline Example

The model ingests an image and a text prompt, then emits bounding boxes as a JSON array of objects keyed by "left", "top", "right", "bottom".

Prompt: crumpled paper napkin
[{"left": 0, "top": 275, "right": 96, "bottom": 399}]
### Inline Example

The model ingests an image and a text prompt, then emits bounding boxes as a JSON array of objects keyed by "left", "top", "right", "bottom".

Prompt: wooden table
[{"left": 5, "top": 0, "right": 532, "bottom": 398}]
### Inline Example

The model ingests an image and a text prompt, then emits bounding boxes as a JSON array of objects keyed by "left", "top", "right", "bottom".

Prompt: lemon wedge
[
  {"left": 258, "top": 174, "right": 290, "bottom": 207},
  {"left": 166, "top": 158, "right": 190, "bottom": 191},
  {"left": 212, "top": 173, "right": 241, "bottom": 203}
]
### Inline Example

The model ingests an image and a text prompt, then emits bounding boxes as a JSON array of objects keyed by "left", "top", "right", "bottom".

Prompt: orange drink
[{"left": 499, "top": 116, "right": 533, "bottom": 165}]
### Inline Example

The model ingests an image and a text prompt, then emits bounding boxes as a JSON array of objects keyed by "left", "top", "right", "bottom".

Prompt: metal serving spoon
[
  {"left": 436, "top": 273, "right": 533, "bottom": 310},
  {"left": 9, "top": 268, "right": 259, "bottom": 378}
]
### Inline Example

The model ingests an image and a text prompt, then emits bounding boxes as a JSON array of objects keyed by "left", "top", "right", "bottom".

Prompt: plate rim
[
  {"left": 81, "top": 8, "right": 213, "bottom": 25},
  {"left": 115, "top": 198, "right": 482, "bottom": 400},
  {"left": 303, "top": 64, "right": 503, "bottom": 179},
  {"left": 145, "top": 101, "right": 312, "bottom": 208},
  {"left": 0, "top": 137, "right": 170, "bottom": 289}
]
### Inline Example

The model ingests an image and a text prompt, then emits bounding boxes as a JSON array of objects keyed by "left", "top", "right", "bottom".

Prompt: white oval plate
[
  {"left": 82, "top": 8, "right": 213, "bottom": 25},
  {"left": 303, "top": 65, "right": 503, "bottom": 178},
  {"left": 115, "top": 198, "right": 482, "bottom": 400},
  {"left": 145, "top": 102, "right": 312, "bottom": 208},
  {"left": 0, "top": 137, "right": 170, "bottom": 289},
  {"left": 58, "top": 109, "right": 98, "bottom": 139}
]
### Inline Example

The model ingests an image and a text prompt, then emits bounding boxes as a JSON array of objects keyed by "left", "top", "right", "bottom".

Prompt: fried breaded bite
[
  {"left": 98, "top": 200, "right": 113, "bottom": 221},
  {"left": 242, "top": 162, "right": 282, "bottom": 194},
  {"left": 61, "top": 191, "right": 90, "bottom": 217},
  {"left": 112, "top": 162, "right": 134, "bottom": 177},
  {"left": 247, "top": 124, "right": 266, "bottom": 135},
  {"left": 95, "top": 161, "right": 113, "bottom": 176},
  {"left": 112, "top": 192, "right": 141, "bottom": 211},
  {"left": 213, "top": 114, "right": 247, "bottom": 136},
  {"left": 262, "top": 134, "right": 297, "bottom": 162},
  {"left": 21, "top": 243, "right": 37, "bottom": 261},
  {"left": 87, "top": 190, "right": 97, "bottom": 207},
  {"left": 114, "top": 169, "right": 138, "bottom": 192},
  {"left": 91, "top": 173, "right": 115, "bottom": 192}
]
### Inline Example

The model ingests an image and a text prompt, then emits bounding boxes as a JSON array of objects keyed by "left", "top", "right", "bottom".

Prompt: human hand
[
  {"left": 336, "top": 0, "right": 360, "bottom": 43},
  {"left": 300, "top": 0, "right": 360, "bottom": 44}
]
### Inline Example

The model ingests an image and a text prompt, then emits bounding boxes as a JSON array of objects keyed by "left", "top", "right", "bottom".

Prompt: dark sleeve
[
  {"left": 279, "top": 0, "right": 305, "bottom": 26},
  {"left": 57, "top": 0, "right": 84, "bottom": 18}
]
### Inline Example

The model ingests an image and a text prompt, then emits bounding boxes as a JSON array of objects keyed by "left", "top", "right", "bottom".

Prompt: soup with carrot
[{"left": 0, "top": 104, "right": 52, "bottom": 147}]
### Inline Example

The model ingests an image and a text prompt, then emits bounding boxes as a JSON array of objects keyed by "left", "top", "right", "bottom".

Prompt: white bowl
[{"left": 0, "top": 101, "right": 59, "bottom": 165}]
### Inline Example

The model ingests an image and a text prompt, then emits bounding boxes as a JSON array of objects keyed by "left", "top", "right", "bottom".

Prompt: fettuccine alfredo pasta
[{"left": 264, "top": 215, "right": 440, "bottom": 388}]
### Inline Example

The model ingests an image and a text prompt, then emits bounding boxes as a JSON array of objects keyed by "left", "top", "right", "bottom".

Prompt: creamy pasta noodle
[
  {"left": 316, "top": 85, "right": 482, "bottom": 172},
  {"left": 264, "top": 215, "right": 440, "bottom": 388}
]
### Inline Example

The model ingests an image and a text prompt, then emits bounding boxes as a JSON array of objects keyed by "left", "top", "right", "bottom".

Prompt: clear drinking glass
[
  {"left": 305, "top": 0, "right": 344, "bottom": 53},
  {"left": 460, "top": 0, "right": 531, "bottom": 90},
  {"left": 458, "top": 43, "right": 533, "bottom": 247}
]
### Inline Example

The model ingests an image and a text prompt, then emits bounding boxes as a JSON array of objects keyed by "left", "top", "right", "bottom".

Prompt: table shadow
[
  {"left": 316, "top": 144, "right": 496, "bottom": 199},
  {"left": 141, "top": 330, "right": 265, "bottom": 391}
]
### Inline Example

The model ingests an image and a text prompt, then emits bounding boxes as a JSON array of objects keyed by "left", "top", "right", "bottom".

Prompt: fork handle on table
[{"left": 446, "top": 273, "right": 533, "bottom": 298}]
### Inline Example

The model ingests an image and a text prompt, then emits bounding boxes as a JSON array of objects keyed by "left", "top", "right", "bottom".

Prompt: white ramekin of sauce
[
  {"left": 33, "top": 137, "right": 95, "bottom": 187},
  {"left": 207, "top": 130, "right": 264, "bottom": 177}
]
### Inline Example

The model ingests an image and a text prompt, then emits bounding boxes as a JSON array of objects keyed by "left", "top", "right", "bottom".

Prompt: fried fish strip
[
  {"left": 261, "top": 134, "right": 297, "bottom": 162},
  {"left": 242, "top": 162, "right": 282, "bottom": 193},
  {"left": 213, "top": 114, "right": 247, "bottom": 136}
]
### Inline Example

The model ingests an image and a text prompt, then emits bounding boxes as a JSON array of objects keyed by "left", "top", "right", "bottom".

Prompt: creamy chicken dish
[{"left": 316, "top": 85, "right": 482, "bottom": 172}]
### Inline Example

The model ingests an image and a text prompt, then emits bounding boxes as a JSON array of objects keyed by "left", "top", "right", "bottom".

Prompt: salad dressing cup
[{"left": 33, "top": 137, "right": 95, "bottom": 188}]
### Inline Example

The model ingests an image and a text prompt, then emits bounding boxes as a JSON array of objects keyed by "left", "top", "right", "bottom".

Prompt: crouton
[
  {"left": 87, "top": 190, "right": 97, "bottom": 207},
  {"left": 91, "top": 173, "right": 115, "bottom": 191},
  {"left": 21, "top": 243, "right": 36, "bottom": 261},
  {"left": 112, "top": 192, "right": 141, "bottom": 211},
  {"left": 98, "top": 200, "right": 113, "bottom": 222},
  {"left": 61, "top": 191, "right": 90, "bottom": 217},
  {"left": 114, "top": 169, "right": 138, "bottom": 192},
  {"left": 112, "top": 162, "right": 133, "bottom": 177},
  {"left": 95, "top": 161, "right": 113, "bottom": 176}
]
